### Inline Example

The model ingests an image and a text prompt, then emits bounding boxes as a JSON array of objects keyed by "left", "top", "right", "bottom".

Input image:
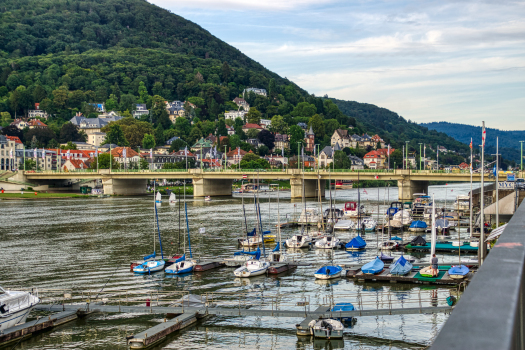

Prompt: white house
[{"left": 224, "top": 110, "right": 247, "bottom": 120}]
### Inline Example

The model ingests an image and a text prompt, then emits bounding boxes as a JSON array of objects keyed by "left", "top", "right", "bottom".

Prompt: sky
[{"left": 149, "top": 0, "right": 525, "bottom": 129}]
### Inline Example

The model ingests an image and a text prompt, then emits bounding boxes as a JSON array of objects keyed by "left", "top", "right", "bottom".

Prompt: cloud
[{"left": 150, "top": 0, "right": 336, "bottom": 11}]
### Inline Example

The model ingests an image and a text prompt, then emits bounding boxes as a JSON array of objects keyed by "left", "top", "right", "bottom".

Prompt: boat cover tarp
[
  {"left": 315, "top": 265, "right": 342, "bottom": 276},
  {"left": 272, "top": 242, "right": 280, "bottom": 252},
  {"left": 346, "top": 236, "right": 366, "bottom": 249},
  {"left": 391, "top": 236, "right": 402, "bottom": 241},
  {"left": 448, "top": 265, "right": 469, "bottom": 276},
  {"left": 247, "top": 228, "right": 256, "bottom": 237},
  {"left": 234, "top": 247, "right": 261, "bottom": 256},
  {"left": 331, "top": 303, "right": 355, "bottom": 312},
  {"left": 410, "top": 236, "right": 427, "bottom": 246},
  {"left": 380, "top": 252, "right": 394, "bottom": 261},
  {"left": 390, "top": 256, "right": 413, "bottom": 275},
  {"left": 143, "top": 252, "right": 156, "bottom": 260},
  {"left": 362, "top": 257, "right": 384, "bottom": 274},
  {"left": 410, "top": 220, "right": 427, "bottom": 229},
  {"left": 436, "top": 219, "right": 450, "bottom": 227},
  {"left": 414, "top": 270, "right": 446, "bottom": 281}
]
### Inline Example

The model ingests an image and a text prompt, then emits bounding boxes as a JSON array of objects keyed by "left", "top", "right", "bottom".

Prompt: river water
[{"left": 0, "top": 182, "right": 480, "bottom": 349}]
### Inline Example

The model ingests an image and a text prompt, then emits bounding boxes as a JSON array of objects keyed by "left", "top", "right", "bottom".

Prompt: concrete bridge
[{"left": 10, "top": 169, "right": 498, "bottom": 200}]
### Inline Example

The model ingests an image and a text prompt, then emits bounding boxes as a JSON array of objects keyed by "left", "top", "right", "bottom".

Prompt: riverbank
[{"left": 0, "top": 192, "right": 92, "bottom": 199}]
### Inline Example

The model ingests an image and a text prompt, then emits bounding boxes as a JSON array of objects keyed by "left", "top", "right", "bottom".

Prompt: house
[
  {"left": 224, "top": 110, "right": 247, "bottom": 121},
  {"left": 71, "top": 115, "right": 123, "bottom": 135},
  {"left": 437, "top": 146, "right": 448, "bottom": 153},
  {"left": 319, "top": 146, "right": 334, "bottom": 168},
  {"left": 297, "top": 122, "right": 307, "bottom": 130},
  {"left": 59, "top": 141, "right": 93, "bottom": 150},
  {"left": 226, "top": 147, "right": 249, "bottom": 165},
  {"left": 371, "top": 134, "right": 385, "bottom": 148},
  {"left": 99, "top": 143, "right": 118, "bottom": 152},
  {"left": 10, "top": 119, "right": 29, "bottom": 130},
  {"left": 132, "top": 104, "right": 149, "bottom": 119},
  {"left": 243, "top": 88, "right": 267, "bottom": 97},
  {"left": 246, "top": 138, "right": 263, "bottom": 148},
  {"left": 171, "top": 149, "right": 196, "bottom": 159},
  {"left": 233, "top": 97, "right": 250, "bottom": 111},
  {"left": 458, "top": 162, "right": 469, "bottom": 170},
  {"left": 331, "top": 129, "right": 352, "bottom": 149},
  {"left": 226, "top": 125, "right": 235, "bottom": 136},
  {"left": 363, "top": 148, "right": 395, "bottom": 169},
  {"left": 0, "top": 135, "right": 23, "bottom": 171},
  {"left": 242, "top": 123, "right": 263, "bottom": 133},
  {"left": 199, "top": 158, "right": 223, "bottom": 168},
  {"left": 62, "top": 159, "right": 88, "bottom": 171},
  {"left": 290, "top": 155, "right": 315, "bottom": 168},
  {"left": 191, "top": 138, "right": 213, "bottom": 152},
  {"left": 264, "top": 154, "right": 287, "bottom": 167},
  {"left": 109, "top": 147, "right": 140, "bottom": 165},
  {"left": 89, "top": 103, "right": 105, "bottom": 113},
  {"left": 98, "top": 111, "right": 121, "bottom": 118},
  {"left": 348, "top": 155, "right": 365, "bottom": 170},
  {"left": 273, "top": 134, "right": 289, "bottom": 151},
  {"left": 259, "top": 119, "right": 271, "bottom": 129},
  {"left": 87, "top": 132, "right": 106, "bottom": 147},
  {"left": 27, "top": 119, "right": 48, "bottom": 129},
  {"left": 145, "top": 153, "right": 185, "bottom": 170},
  {"left": 166, "top": 136, "right": 180, "bottom": 145},
  {"left": 28, "top": 103, "right": 49, "bottom": 120},
  {"left": 205, "top": 133, "right": 217, "bottom": 145},
  {"left": 305, "top": 126, "right": 315, "bottom": 153}
]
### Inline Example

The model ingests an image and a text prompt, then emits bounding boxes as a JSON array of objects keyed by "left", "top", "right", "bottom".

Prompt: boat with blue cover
[
  {"left": 345, "top": 236, "right": 366, "bottom": 251},
  {"left": 331, "top": 302, "right": 355, "bottom": 323},
  {"left": 409, "top": 220, "right": 427, "bottom": 232},
  {"left": 361, "top": 257, "right": 384, "bottom": 274},
  {"left": 133, "top": 258, "right": 165, "bottom": 274},
  {"left": 314, "top": 265, "right": 343, "bottom": 280},
  {"left": 448, "top": 265, "right": 469, "bottom": 279},
  {"left": 389, "top": 256, "right": 413, "bottom": 276},
  {"left": 379, "top": 252, "right": 394, "bottom": 262}
]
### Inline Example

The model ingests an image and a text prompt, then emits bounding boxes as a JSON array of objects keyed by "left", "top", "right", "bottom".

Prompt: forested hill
[{"left": 422, "top": 122, "right": 524, "bottom": 163}]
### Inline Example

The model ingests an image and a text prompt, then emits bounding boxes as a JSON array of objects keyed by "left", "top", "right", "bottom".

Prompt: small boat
[
  {"left": 379, "top": 252, "right": 394, "bottom": 262},
  {"left": 233, "top": 259, "right": 270, "bottom": 278},
  {"left": 239, "top": 229, "right": 275, "bottom": 247},
  {"left": 333, "top": 220, "right": 356, "bottom": 230},
  {"left": 390, "top": 256, "right": 413, "bottom": 276},
  {"left": 133, "top": 259, "right": 166, "bottom": 274},
  {"left": 314, "top": 265, "right": 343, "bottom": 280},
  {"left": 363, "top": 218, "right": 377, "bottom": 232},
  {"left": 204, "top": 196, "right": 211, "bottom": 202},
  {"left": 285, "top": 234, "right": 312, "bottom": 248},
  {"left": 298, "top": 208, "right": 321, "bottom": 225},
  {"left": 169, "top": 192, "right": 176, "bottom": 204},
  {"left": 390, "top": 236, "right": 403, "bottom": 241},
  {"left": 384, "top": 219, "right": 403, "bottom": 231},
  {"left": 448, "top": 265, "right": 469, "bottom": 279},
  {"left": 419, "top": 266, "right": 434, "bottom": 277},
  {"left": 469, "top": 240, "right": 479, "bottom": 248},
  {"left": 393, "top": 210, "right": 412, "bottom": 225},
  {"left": 223, "top": 248, "right": 259, "bottom": 267},
  {"left": 380, "top": 240, "right": 399, "bottom": 250},
  {"left": 343, "top": 201, "right": 362, "bottom": 218},
  {"left": 309, "top": 319, "right": 344, "bottom": 339},
  {"left": 435, "top": 218, "right": 451, "bottom": 234},
  {"left": 345, "top": 236, "right": 366, "bottom": 250},
  {"left": 0, "top": 286, "right": 40, "bottom": 330},
  {"left": 155, "top": 191, "right": 162, "bottom": 203},
  {"left": 451, "top": 241, "right": 465, "bottom": 247},
  {"left": 331, "top": 302, "right": 355, "bottom": 323},
  {"left": 165, "top": 255, "right": 196, "bottom": 275},
  {"left": 408, "top": 235, "right": 427, "bottom": 246},
  {"left": 362, "top": 257, "right": 385, "bottom": 274},
  {"left": 314, "top": 236, "right": 341, "bottom": 249},
  {"left": 323, "top": 208, "right": 343, "bottom": 224},
  {"left": 265, "top": 243, "right": 287, "bottom": 263},
  {"left": 409, "top": 220, "right": 427, "bottom": 232}
]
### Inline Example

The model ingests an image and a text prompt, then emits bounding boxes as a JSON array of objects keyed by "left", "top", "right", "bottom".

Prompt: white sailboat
[
  {"left": 0, "top": 286, "right": 40, "bottom": 331},
  {"left": 169, "top": 192, "right": 176, "bottom": 205},
  {"left": 155, "top": 191, "right": 162, "bottom": 204},
  {"left": 314, "top": 236, "right": 341, "bottom": 249},
  {"left": 285, "top": 234, "right": 313, "bottom": 248}
]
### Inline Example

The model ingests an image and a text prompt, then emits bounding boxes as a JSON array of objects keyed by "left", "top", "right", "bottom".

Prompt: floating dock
[
  {"left": 128, "top": 312, "right": 198, "bottom": 349},
  {"left": 268, "top": 263, "right": 297, "bottom": 274},
  {"left": 0, "top": 310, "right": 78, "bottom": 346},
  {"left": 194, "top": 261, "right": 224, "bottom": 272},
  {"left": 347, "top": 265, "right": 473, "bottom": 285},
  {"left": 296, "top": 306, "right": 329, "bottom": 336},
  {"left": 405, "top": 243, "right": 479, "bottom": 252}
]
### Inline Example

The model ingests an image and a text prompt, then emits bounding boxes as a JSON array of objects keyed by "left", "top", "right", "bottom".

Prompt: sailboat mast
[
  {"left": 184, "top": 202, "right": 192, "bottom": 259},
  {"left": 357, "top": 172, "right": 361, "bottom": 236},
  {"left": 178, "top": 189, "right": 181, "bottom": 251},
  {"left": 431, "top": 194, "right": 436, "bottom": 256},
  {"left": 155, "top": 203, "right": 164, "bottom": 259},
  {"left": 153, "top": 180, "right": 156, "bottom": 254},
  {"left": 277, "top": 185, "right": 282, "bottom": 249},
  {"left": 318, "top": 171, "right": 324, "bottom": 233},
  {"left": 470, "top": 138, "right": 473, "bottom": 239}
]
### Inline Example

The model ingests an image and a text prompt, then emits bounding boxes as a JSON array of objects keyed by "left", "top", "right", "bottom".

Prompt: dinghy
[
  {"left": 314, "top": 265, "right": 343, "bottom": 280},
  {"left": 169, "top": 192, "right": 176, "bottom": 205},
  {"left": 204, "top": 196, "right": 211, "bottom": 202},
  {"left": 379, "top": 252, "right": 394, "bottom": 262},
  {"left": 314, "top": 236, "right": 341, "bottom": 249},
  {"left": 331, "top": 302, "right": 355, "bottom": 323},
  {"left": 285, "top": 234, "right": 312, "bottom": 248},
  {"left": 390, "top": 256, "right": 413, "bottom": 276},
  {"left": 133, "top": 259, "right": 166, "bottom": 274},
  {"left": 233, "top": 259, "right": 270, "bottom": 278},
  {"left": 309, "top": 318, "right": 344, "bottom": 339},
  {"left": 345, "top": 236, "right": 366, "bottom": 250},
  {"left": 419, "top": 266, "right": 433, "bottom": 277},
  {"left": 0, "top": 286, "right": 40, "bottom": 330},
  {"left": 155, "top": 191, "right": 162, "bottom": 203},
  {"left": 409, "top": 220, "right": 427, "bottom": 232},
  {"left": 448, "top": 265, "right": 469, "bottom": 279},
  {"left": 469, "top": 240, "right": 479, "bottom": 247},
  {"left": 333, "top": 220, "right": 356, "bottom": 230},
  {"left": 380, "top": 240, "right": 399, "bottom": 250},
  {"left": 361, "top": 257, "right": 384, "bottom": 274}
]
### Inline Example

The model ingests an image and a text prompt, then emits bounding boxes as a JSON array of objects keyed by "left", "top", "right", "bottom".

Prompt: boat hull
[
  {"left": 133, "top": 261, "right": 166, "bottom": 274},
  {"left": 0, "top": 305, "right": 36, "bottom": 330},
  {"left": 234, "top": 267, "right": 268, "bottom": 278},
  {"left": 408, "top": 227, "right": 426, "bottom": 232},
  {"left": 313, "top": 329, "right": 344, "bottom": 339},
  {"left": 314, "top": 271, "right": 341, "bottom": 280}
]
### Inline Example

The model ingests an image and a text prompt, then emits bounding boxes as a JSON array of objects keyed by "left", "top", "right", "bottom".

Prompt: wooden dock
[
  {"left": 347, "top": 266, "right": 473, "bottom": 285},
  {"left": 0, "top": 310, "right": 78, "bottom": 346},
  {"left": 127, "top": 312, "right": 198, "bottom": 349}
]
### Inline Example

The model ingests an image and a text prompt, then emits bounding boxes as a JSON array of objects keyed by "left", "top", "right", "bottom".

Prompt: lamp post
[
  {"left": 297, "top": 142, "right": 301, "bottom": 170},
  {"left": 314, "top": 143, "right": 319, "bottom": 170},
  {"left": 418, "top": 143, "right": 423, "bottom": 171},
  {"left": 520, "top": 141, "right": 524, "bottom": 172},
  {"left": 405, "top": 141, "right": 409, "bottom": 170}
]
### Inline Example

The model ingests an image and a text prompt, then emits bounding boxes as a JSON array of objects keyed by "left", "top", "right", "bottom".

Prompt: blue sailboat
[
  {"left": 448, "top": 265, "right": 469, "bottom": 279},
  {"left": 345, "top": 236, "right": 366, "bottom": 250},
  {"left": 390, "top": 256, "right": 413, "bottom": 276},
  {"left": 165, "top": 203, "right": 195, "bottom": 275},
  {"left": 362, "top": 257, "right": 385, "bottom": 274},
  {"left": 409, "top": 220, "right": 427, "bottom": 232},
  {"left": 314, "top": 265, "right": 343, "bottom": 280}
]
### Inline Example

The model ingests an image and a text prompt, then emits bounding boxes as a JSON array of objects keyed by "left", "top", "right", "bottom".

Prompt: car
[{"left": 516, "top": 178, "right": 525, "bottom": 190}]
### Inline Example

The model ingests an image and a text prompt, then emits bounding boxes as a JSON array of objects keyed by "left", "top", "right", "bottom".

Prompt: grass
[
  {"left": 0, "top": 192, "right": 91, "bottom": 199},
  {"left": 156, "top": 186, "right": 194, "bottom": 195}
]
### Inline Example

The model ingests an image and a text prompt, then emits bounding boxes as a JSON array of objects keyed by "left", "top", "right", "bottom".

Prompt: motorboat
[
  {"left": 169, "top": 192, "right": 176, "bottom": 204},
  {"left": 409, "top": 220, "right": 427, "bottom": 232},
  {"left": 309, "top": 318, "right": 344, "bottom": 339},
  {"left": 204, "top": 196, "right": 212, "bottom": 202},
  {"left": 362, "top": 218, "right": 377, "bottom": 232},
  {"left": 393, "top": 210, "right": 412, "bottom": 226},
  {"left": 314, "top": 236, "right": 341, "bottom": 249},
  {"left": 379, "top": 252, "right": 394, "bottom": 262},
  {"left": 233, "top": 260, "right": 271, "bottom": 278},
  {"left": 314, "top": 265, "right": 343, "bottom": 280},
  {"left": 165, "top": 256, "right": 196, "bottom": 275},
  {"left": 0, "top": 286, "right": 40, "bottom": 331},
  {"left": 412, "top": 194, "right": 432, "bottom": 215},
  {"left": 423, "top": 206, "right": 444, "bottom": 221},
  {"left": 448, "top": 265, "right": 469, "bottom": 279},
  {"left": 298, "top": 208, "right": 321, "bottom": 225},
  {"left": 362, "top": 257, "right": 385, "bottom": 274},
  {"left": 343, "top": 201, "right": 363, "bottom": 218},
  {"left": 323, "top": 208, "right": 343, "bottom": 224},
  {"left": 133, "top": 259, "right": 166, "bottom": 274},
  {"left": 285, "top": 234, "right": 312, "bottom": 248},
  {"left": 435, "top": 218, "right": 451, "bottom": 234},
  {"left": 389, "top": 256, "right": 413, "bottom": 276},
  {"left": 345, "top": 236, "right": 366, "bottom": 250},
  {"left": 386, "top": 202, "right": 403, "bottom": 218},
  {"left": 384, "top": 219, "right": 403, "bottom": 231},
  {"left": 380, "top": 240, "right": 400, "bottom": 250},
  {"left": 333, "top": 220, "right": 356, "bottom": 230}
]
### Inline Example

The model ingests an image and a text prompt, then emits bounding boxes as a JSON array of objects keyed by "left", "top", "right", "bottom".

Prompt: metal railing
[{"left": 431, "top": 200, "right": 525, "bottom": 350}]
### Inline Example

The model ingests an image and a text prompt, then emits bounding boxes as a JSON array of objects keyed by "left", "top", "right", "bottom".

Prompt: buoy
[{"left": 34, "top": 192, "right": 37, "bottom": 195}]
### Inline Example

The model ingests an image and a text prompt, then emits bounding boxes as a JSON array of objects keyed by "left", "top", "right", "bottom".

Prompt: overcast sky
[{"left": 150, "top": 0, "right": 525, "bottom": 130}]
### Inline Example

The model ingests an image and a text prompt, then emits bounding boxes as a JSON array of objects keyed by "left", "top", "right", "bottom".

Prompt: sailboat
[
  {"left": 166, "top": 203, "right": 196, "bottom": 275},
  {"left": 223, "top": 247, "right": 258, "bottom": 267},
  {"left": 265, "top": 187, "right": 287, "bottom": 263},
  {"left": 390, "top": 256, "right": 413, "bottom": 276},
  {"left": 448, "top": 214, "right": 470, "bottom": 279},
  {"left": 169, "top": 192, "right": 176, "bottom": 204},
  {"left": 134, "top": 184, "right": 166, "bottom": 274},
  {"left": 155, "top": 191, "right": 162, "bottom": 204},
  {"left": 314, "top": 265, "right": 343, "bottom": 280},
  {"left": 314, "top": 235, "right": 341, "bottom": 249},
  {"left": 345, "top": 235, "right": 366, "bottom": 250}
]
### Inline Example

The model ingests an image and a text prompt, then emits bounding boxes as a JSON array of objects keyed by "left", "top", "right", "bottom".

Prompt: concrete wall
[
  {"left": 290, "top": 178, "right": 326, "bottom": 198},
  {"left": 103, "top": 178, "right": 147, "bottom": 195},
  {"left": 193, "top": 178, "right": 233, "bottom": 197},
  {"left": 397, "top": 179, "right": 429, "bottom": 201}
]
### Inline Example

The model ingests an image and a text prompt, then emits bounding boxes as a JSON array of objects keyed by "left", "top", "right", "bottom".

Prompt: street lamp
[
  {"left": 520, "top": 141, "right": 524, "bottom": 172},
  {"left": 314, "top": 143, "right": 319, "bottom": 170},
  {"left": 297, "top": 142, "right": 301, "bottom": 170},
  {"left": 405, "top": 141, "right": 409, "bottom": 169},
  {"left": 418, "top": 143, "right": 423, "bottom": 171}
]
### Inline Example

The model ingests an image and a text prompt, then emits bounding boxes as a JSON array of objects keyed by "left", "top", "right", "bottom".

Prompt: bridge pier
[
  {"left": 397, "top": 179, "right": 429, "bottom": 201},
  {"left": 103, "top": 178, "right": 147, "bottom": 195},
  {"left": 193, "top": 178, "right": 233, "bottom": 197},
  {"left": 290, "top": 178, "right": 326, "bottom": 199}
]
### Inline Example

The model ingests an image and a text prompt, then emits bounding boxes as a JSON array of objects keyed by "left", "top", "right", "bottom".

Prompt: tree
[
  {"left": 333, "top": 150, "right": 351, "bottom": 169},
  {"left": 257, "top": 129, "right": 275, "bottom": 150},
  {"left": 90, "top": 153, "right": 117, "bottom": 169},
  {"left": 229, "top": 134, "right": 241, "bottom": 149},
  {"left": 246, "top": 128, "right": 259, "bottom": 139},
  {"left": 1, "top": 112, "right": 13, "bottom": 125},
  {"left": 188, "top": 126, "right": 202, "bottom": 144},
  {"left": 390, "top": 149, "right": 403, "bottom": 169},
  {"left": 308, "top": 114, "right": 325, "bottom": 138},
  {"left": 59, "top": 122, "right": 85, "bottom": 143},
  {"left": 217, "top": 118, "right": 227, "bottom": 136},
  {"left": 163, "top": 162, "right": 183, "bottom": 170},
  {"left": 151, "top": 95, "right": 171, "bottom": 129},
  {"left": 291, "top": 102, "right": 317, "bottom": 119},
  {"left": 1, "top": 125, "right": 24, "bottom": 142},
  {"left": 24, "top": 159, "right": 37, "bottom": 170},
  {"left": 288, "top": 125, "right": 305, "bottom": 154},
  {"left": 104, "top": 123, "right": 128, "bottom": 146},
  {"left": 246, "top": 107, "right": 261, "bottom": 124},
  {"left": 138, "top": 81, "right": 149, "bottom": 104},
  {"left": 169, "top": 138, "right": 187, "bottom": 153},
  {"left": 221, "top": 62, "right": 231, "bottom": 82},
  {"left": 60, "top": 141, "right": 77, "bottom": 150},
  {"left": 24, "top": 128, "right": 57, "bottom": 147},
  {"left": 142, "top": 133, "right": 156, "bottom": 149},
  {"left": 154, "top": 124, "right": 165, "bottom": 145},
  {"left": 269, "top": 115, "right": 288, "bottom": 134},
  {"left": 258, "top": 145, "right": 269, "bottom": 156},
  {"left": 240, "top": 152, "right": 270, "bottom": 169},
  {"left": 324, "top": 119, "right": 340, "bottom": 137},
  {"left": 52, "top": 86, "right": 68, "bottom": 109}
]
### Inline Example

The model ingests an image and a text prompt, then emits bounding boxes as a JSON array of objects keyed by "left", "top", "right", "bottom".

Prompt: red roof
[
  {"left": 6, "top": 136, "right": 22, "bottom": 144},
  {"left": 110, "top": 147, "right": 139, "bottom": 158},
  {"left": 67, "top": 159, "right": 87, "bottom": 169},
  {"left": 226, "top": 147, "right": 248, "bottom": 157},
  {"left": 200, "top": 159, "right": 222, "bottom": 167},
  {"left": 243, "top": 123, "right": 262, "bottom": 129},
  {"left": 27, "top": 119, "right": 47, "bottom": 127}
]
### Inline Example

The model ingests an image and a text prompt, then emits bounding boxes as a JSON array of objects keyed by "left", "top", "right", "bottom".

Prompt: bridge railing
[{"left": 431, "top": 201, "right": 525, "bottom": 350}]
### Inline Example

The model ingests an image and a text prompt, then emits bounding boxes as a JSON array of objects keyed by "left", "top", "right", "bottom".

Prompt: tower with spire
[{"left": 305, "top": 125, "right": 315, "bottom": 153}]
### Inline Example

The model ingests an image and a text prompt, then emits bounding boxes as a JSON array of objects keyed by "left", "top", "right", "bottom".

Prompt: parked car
[{"left": 516, "top": 178, "right": 525, "bottom": 190}]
